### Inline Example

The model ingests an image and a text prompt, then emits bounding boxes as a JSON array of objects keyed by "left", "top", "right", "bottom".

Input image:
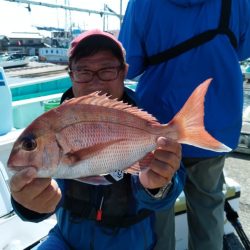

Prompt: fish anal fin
[
  {"left": 164, "top": 78, "right": 231, "bottom": 152},
  {"left": 75, "top": 176, "right": 112, "bottom": 185}
]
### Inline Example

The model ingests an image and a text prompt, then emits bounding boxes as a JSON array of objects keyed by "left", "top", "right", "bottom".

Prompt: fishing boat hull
[
  {"left": 0, "top": 160, "right": 56, "bottom": 250},
  {"left": 0, "top": 54, "right": 29, "bottom": 69}
]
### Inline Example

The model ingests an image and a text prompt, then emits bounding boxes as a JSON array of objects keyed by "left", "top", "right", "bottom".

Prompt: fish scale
[
  {"left": 54, "top": 123, "right": 157, "bottom": 178},
  {"left": 58, "top": 122, "right": 151, "bottom": 150},
  {"left": 53, "top": 139, "right": 155, "bottom": 179}
]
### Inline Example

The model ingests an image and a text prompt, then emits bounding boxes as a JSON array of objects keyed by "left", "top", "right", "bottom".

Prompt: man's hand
[
  {"left": 139, "top": 137, "right": 182, "bottom": 189},
  {"left": 10, "top": 167, "right": 61, "bottom": 214}
]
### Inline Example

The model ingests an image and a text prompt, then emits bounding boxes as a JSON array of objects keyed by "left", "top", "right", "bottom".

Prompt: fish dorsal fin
[{"left": 63, "top": 92, "right": 159, "bottom": 124}]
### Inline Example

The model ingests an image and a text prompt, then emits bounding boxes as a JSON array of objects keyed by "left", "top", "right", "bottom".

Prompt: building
[
  {"left": 0, "top": 35, "right": 9, "bottom": 53},
  {"left": 7, "top": 32, "right": 46, "bottom": 56}
]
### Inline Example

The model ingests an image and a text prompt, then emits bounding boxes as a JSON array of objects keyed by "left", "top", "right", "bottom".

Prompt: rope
[{"left": 224, "top": 200, "right": 250, "bottom": 250}]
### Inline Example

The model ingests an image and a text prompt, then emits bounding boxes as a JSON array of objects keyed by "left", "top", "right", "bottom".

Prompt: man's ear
[
  {"left": 68, "top": 70, "right": 74, "bottom": 81},
  {"left": 123, "top": 63, "right": 129, "bottom": 78}
]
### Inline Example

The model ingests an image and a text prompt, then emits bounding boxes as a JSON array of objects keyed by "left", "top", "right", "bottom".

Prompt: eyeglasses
[{"left": 69, "top": 65, "right": 123, "bottom": 83}]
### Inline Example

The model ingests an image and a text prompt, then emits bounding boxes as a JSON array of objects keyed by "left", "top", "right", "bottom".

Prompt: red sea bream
[{"left": 7, "top": 79, "right": 231, "bottom": 179}]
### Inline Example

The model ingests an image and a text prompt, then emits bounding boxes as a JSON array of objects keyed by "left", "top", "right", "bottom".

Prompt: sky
[{"left": 0, "top": 0, "right": 129, "bottom": 36}]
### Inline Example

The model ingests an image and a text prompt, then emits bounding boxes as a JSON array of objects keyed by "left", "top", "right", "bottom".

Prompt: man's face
[{"left": 70, "top": 50, "right": 127, "bottom": 99}]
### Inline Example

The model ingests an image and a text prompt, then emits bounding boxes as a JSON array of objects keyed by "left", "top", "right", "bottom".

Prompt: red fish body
[{"left": 7, "top": 79, "right": 231, "bottom": 179}]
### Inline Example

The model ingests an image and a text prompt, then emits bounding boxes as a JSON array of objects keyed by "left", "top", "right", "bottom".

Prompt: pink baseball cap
[{"left": 68, "top": 29, "right": 125, "bottom": 61}]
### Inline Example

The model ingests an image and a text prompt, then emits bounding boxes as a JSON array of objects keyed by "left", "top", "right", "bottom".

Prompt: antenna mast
[{"left": 3, "top": 0, "right": 124, "bottom": 19}]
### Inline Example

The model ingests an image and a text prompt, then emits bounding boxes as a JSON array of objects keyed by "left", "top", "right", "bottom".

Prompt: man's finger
[
  {"left": 149, "top": 158, "right": 175, "bottom": 181},
  {"left": 139, "top": 169, "right": 168, "bottom": 189},
  {"left": 157, "top": 137, "right": 182, "bottom": 158},
  {"left": 10, "top": 168, "right": 37, "bottom": 193}
]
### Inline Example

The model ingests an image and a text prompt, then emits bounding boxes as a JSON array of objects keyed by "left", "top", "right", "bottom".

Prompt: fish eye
[{"left": 21, "top": 137, "right": 37, "bottom": 151}]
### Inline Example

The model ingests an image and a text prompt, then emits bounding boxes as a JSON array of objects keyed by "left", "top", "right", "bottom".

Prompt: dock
[
  {"left": 224, "top": 152, "right": 250, "bottom": 249},
  {"left": 4, "top": 61, "right": 68, "bottom": 80},
  {"left": 235, "top": 122, "right": 250, "bottom": 154}
]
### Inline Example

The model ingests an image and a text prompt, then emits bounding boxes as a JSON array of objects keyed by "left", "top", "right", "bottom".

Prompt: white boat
[
  {"left": 39, "top": 47, "right": 68, "bottom": 64},
  {"left": 0, "top": 161, "right": 56, "bottom": 250},
  {"left": 0, "top": 54, "right": 29, "bottom": 69}
]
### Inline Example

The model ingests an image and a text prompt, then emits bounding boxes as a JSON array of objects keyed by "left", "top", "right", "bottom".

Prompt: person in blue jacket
[
  {"left": 119, "top": 0, "right": 250, "bottom": 249},
  {"left": 9, "top": 29, "right": 185, "bottom": 250}
]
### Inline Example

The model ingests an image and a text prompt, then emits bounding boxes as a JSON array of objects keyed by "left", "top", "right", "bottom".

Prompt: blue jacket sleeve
[
  {"left": 11, "top": 197, "right": 52, "bottom": 223},
  {"left": 131, "top": 162, "right": 186, "bottom": 212}
]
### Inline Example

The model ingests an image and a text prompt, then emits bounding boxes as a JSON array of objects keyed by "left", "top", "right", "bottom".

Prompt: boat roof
[{"left": 8, "top": 32, "right": 43, "bottom": 39}]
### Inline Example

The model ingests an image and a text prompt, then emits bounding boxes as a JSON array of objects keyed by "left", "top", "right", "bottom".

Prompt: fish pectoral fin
[
  {"left": 125, "top": 153, "right": 153, "bottom": 175},
  {"left": 139, "top": 152, "right": 154, "bottom": 169},
  {"left": 62, "top": 139, "right": 125, "bottom": 165},
  {"left": 75, "top": 176, "right": 112, "bottom": 185},
  {"left": 124, "top": 162, "right": 143, "bottom": 175}
]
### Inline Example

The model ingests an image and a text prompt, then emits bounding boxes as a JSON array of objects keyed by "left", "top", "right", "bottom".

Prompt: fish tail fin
[{"left": 164, "top": 78, "right": 231, "bottom": 152}]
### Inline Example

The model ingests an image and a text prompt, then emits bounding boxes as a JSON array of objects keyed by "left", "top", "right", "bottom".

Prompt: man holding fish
[
  {"left": 8, "top": 29, "right": 185, "bottom": 250},
  {"left": 7, "top": 30, "right": 229, "bottom": 249}
]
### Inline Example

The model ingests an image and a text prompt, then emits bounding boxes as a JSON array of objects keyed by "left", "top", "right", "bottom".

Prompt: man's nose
[{"left": 89, "top": 74, "right": 104, "bottom": 85}]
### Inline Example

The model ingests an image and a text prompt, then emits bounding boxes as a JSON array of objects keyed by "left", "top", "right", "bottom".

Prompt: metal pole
[
  {"left": 3, "top": 0, "right": 123, "bottom": 18},
  {"left": 103, "top": 4, "right": 105, "bottom": 31},
  {"left": 120, "top": 0, "right": 122, "bottom": 28}
]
